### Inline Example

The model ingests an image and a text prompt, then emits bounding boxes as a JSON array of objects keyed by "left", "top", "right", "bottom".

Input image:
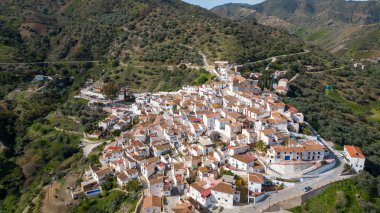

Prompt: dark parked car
[{"left": 304, "top": 186, "right": 312, "bottom": 192}]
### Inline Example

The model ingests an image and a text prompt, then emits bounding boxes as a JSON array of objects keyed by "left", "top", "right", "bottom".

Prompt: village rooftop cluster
[{"left": 74, "top": 62, "right": 366, "bottom": 212}]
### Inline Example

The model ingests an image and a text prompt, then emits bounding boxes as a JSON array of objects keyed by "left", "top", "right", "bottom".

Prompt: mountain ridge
[
  {"left": 211, "top": 0, "right": 380, "bottom": 59},
  {"left": 0, "top": 0, "right": 305, "bottom": 64},
  {"left": 211, "top": 0, "right": 380, "bottom": 25}
]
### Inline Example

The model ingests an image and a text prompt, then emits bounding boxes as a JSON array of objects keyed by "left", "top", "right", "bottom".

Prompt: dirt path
[
  {"left": 247, "top": 50, "right": 310, "bottom": 65},
  {"left": 42, "top": 173, "right": 80, "bottom": 213}
]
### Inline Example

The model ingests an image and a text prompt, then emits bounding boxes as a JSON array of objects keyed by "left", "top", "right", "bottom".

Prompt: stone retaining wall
[{"left": 263, "top": 184, "right": 330, "bottom": 212}]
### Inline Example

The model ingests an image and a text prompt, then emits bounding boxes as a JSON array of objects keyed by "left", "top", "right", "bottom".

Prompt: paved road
[
  {"left": 164, "top": 195, "right": 180, "bottom": 213},
  {"left": 81, "top": 140, "right": 102, "bottom": 157},
  {"left": 227, "top": 171, "right": 351, "bottom": 213},
  {"left": 228, "top": 122, "right": 350, "bottom": 212},
  {"left": 199, "top": 51, "right": 223, "bottom": 81}
]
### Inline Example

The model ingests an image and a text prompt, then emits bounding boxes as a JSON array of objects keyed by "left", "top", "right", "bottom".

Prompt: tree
[
  {"left": 113, "top": 129, "right": 121, "bottom": 137},
  {"left": 178, "top": 64, "right": 187, "bottom": 70},
  {"left": 256, "top": 140, "right": 265, "bottom": 152},
  {"left": 103, "top": 83, "right": 119, "bottom": 101},
  {"left": 343, "top": 163, "right": 351, "bottom": 173},
  {"left": 302, "top": 125, "right": 312, "bottom": 135},
  {"left": 112, "top": 59, "right": 120, "bottom": 67},
  {"left": 335, "top": 190, "right": 348, "bottom": 209},
  {"left": 125, "top": 179, "right": 140, "bottom": 192},
  {"left": 210, "top": 131, "right": 221, "bottom": 143}
]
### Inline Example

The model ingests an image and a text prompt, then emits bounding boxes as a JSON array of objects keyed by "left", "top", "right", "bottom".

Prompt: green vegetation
[
  {"left": 306, "top": 29, "right": 329, "bottom": 42},
  {"left": 101, "top": 177, "right": 118, "bottom": 191},
  {"left": 124, "top": 179, "right": 141, "bottom": 193},
  {"left": 0, "top": 64, "right": 93, "bottom": 212},
  {"left": 287, "top": 63, "right": 380, "bottom": 176},
  {"left": 97, "top": 64, "right": 214, "bottom": 92},
  {"left": 212, "top": 1, "right": 380, "bottom": 59},
  {"left": 48, "top": 99, "right": 104, "bottom": 133},
  {"left": 0, "top": 0, "right": 304, "bottom": 64},
  {"left": 339, "top": 24, "right": 380, "bottom": 60},
  {"left": 193, "top": 73, "right": 214, "bottom": 85},
  {"left": 289, "top": 173, "right": 380, "bottom": 213},
  {"left": 213, "top": 0, "right": 380, "bottom": 25},
  {"left": 73, "top": 191, "right": 129, "bottom": 213},
  {"left": 0, "top": 59, "right": 207, "bottom": 212},
  {"left": 102, "top": 83, "right": 120, "bottom": 101},
  {"left": 255, "top": 140, "right": 266, "bottom": 152},
  {"left": 0, "top": 0, "right": 379, "bottom": 213}
]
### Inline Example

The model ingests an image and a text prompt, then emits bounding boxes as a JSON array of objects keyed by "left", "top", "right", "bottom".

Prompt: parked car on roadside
[{"left": 304, "top": 186, "right": 312, "bottom": 192}]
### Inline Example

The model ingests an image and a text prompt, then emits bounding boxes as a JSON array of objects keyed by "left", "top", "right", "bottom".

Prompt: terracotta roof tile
[
  {"left": 142, "top": 196, "right": 162, "bottom": 209},
  {"left": 344, "top": 145, "right": 365, "bottom": 159},
  {"left": 212, "top": 182, "right": 234, "bottom": 194},
  {"left": 249, "top": 173, "right": 264, "bottom": 184}
]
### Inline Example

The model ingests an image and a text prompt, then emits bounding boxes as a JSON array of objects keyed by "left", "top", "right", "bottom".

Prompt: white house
[
  {"left": 148, "top": 175, "right": 171, "bottom": 197},
  {"left": 100, "top": 146, "right": 124, "bottom": 166},
  {"left": 248, "top": 173, "right": 265, "bottom": 204},
  {"left": 141, "top": 157, "right": 161, "bottom": 178},
  {"left": 152, "top": 143, "right": 172, "bottom": 157},
  {"left": 148, "top": 175, "right": 164, "bottom": 197},
  {"left": 226, "top": 143, "right": 250, "bottom": 156},
  {"left": 110, "top": 158, "right": 125, "bottom": 173},
  {"left": 256, "top": 129, "right": 277, "bottom": 145},
  {"left": 229, "top": 154, "right": 256, "bottom": 172},
  {"left": 190, "top": 123, "right": 204, "bottom": 141},
  {"left": 211, "top": 182, "right": 240, "bottom": 208},
  {"left": 113, "top": 121, "right": 127, "bottom": 130},
  {"left": 98, "top": 115, "right": 118, "bottom": 130},
  {"left": 117, "top": 172, "right": 129, "bottom": 187},
  {"left": 344, "top": 145, "right": 365, "bottom": 173},
  {"left": 267, "top": 142, "right": 325, "bottom": 164},
  {"left": 188, "top": 181, "right": 213, "bottom": 208},
  {"left": 215, "top": 118, "right": 229, "bottom": 131},
  {"left": 92, "top": 167, "right": 113, "bottom": 183},
  {"left": 203, "top": 112, "right": 221, "bottom": 131},
  {"left": 125, "top": 168, "right": 139, "bottom": 179},
  {"left": 244, "top": 107, "right": 269, "bottom": 120},
  {"left": 142, "top": 196, "right": 162, "bottom": 213}
]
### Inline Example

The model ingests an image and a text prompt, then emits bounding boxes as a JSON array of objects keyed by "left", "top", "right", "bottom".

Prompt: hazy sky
[{"left": 183, "top": 0, "right": 265, "bottom": 9}]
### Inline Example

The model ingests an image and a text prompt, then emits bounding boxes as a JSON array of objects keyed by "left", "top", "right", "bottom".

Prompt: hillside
[
  {"left": 0, "top": 1, "right": 313, "bottom": 212},
  {"left": 211, "top": 0, "right": 380, "bottom": 59},
  {"left": 212, "top": 0, "right": 380, "bottom": 25},
  {"left": 0, "top": 0, "right": 305, "bottom": 64},
  {"left": 290, "top": 174, "right": 380, "bottom": 213}
]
